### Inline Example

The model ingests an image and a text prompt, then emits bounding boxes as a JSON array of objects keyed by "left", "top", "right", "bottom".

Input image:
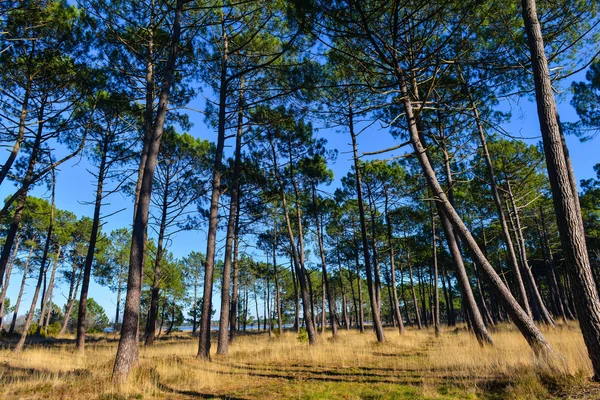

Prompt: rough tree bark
[
  {"left": 521, "top": 0, "right": 600, "bottom": 378},
  {"left": 113, "top": 0, "right": 183, "bottom": 382}
]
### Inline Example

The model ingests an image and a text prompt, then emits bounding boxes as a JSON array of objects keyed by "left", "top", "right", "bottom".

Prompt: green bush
[
  {"left": 27, "top": 323, "right": 38, "bottom": 335},
  {"left": 297, "top": 328, "right": 308, "bottom": 343},
  {"left": 46, "top": 321, "right": 61, "bottom": 336}
]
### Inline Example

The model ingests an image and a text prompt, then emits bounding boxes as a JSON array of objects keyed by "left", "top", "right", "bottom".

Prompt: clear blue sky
[{"left": 2, "top": 70, "right": 597, "bottom": 326}]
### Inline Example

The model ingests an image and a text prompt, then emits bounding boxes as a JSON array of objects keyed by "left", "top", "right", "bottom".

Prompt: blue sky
[{"left": 1, "top": 70, "right": 597, "bottom": 326}]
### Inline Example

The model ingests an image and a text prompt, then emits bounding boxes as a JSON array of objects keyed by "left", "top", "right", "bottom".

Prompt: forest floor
[{"left": 1, "top": 322, "right": 600, "bottom": 399}]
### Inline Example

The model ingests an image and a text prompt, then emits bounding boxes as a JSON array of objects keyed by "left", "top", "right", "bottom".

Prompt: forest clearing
[
  {"left": 1, "top": 324, "right": 599, "bottom": 399},
  {"left": 3, "top": 0, "right": 600, "bottom": 398}
]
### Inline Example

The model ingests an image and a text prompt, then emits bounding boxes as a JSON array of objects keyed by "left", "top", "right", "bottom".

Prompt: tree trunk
[
  {"left": 77, "top": 147, "right": 107, "bottom": 350},
  {"left": 113, "top": 0, "right": 183, "bottom": 382},
  {"left": 313, "top": 184, "right": 338, "bottom": 336},
  {"left": 0, "top": 75, "right": 32, "bottom": 186},
  {"left": 438, "top": 140, "right": 492, "bottom": 345},
  {"left": 507, "top": 182, "right": 554, "bottom": 326},
  {"left": 0, "top": 236, "right": 20, "bottom": 329},
  {"left": 60, "top": 267, "right": 82, "bottom": 335},
  {"left": 10, "top": 246, "right": 32, "bottom": 334},
  {"left": 384, "top": 187, "right": 404, "bottom": 334},
  {"left": 521, "top": 0, "right": 600, "bottom": 377},
  {"left": 198, "top": 19, "right": 229, "bottom": 361},
  {"left": 15, "top": 174, "right": 55, "bottom": 352},
  {"left": 229, "top": 207, "right": 241, "bottom": 341},
  {"left": 267, "top": 133, "right": 316, "bottom": 344},
  {"left": 407, "top": 252, "right": 422, "bottom": 329},
  {"left": 349, "top": 104, "right": 385, "bottom": 342},
  {"left": 42, "top": 246, "right": 61, "bottom": 333},
  {"left": 0, "top": 101, "right": 45, "bottom": 287},
  {"left": 217, "top": 87, "right": 243, "bottom": 354},
  {"left": 431, "top": 205, "right": 440, "bottom": 337}
]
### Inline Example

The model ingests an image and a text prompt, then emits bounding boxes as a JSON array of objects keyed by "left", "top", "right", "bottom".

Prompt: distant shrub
[
  {"left": 27, "top": 323, "right": 38, "bottom": 335},
  {"left": 297, "top": 328, "right": 308, "bottom": 343},
  {"left": 46, "top": 322, "right": 61, "bottom": 336}
]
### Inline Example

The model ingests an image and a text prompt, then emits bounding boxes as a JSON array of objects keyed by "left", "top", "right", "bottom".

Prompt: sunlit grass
[{"left": 0, "top": 322, "right": 597, "bottom": 399}]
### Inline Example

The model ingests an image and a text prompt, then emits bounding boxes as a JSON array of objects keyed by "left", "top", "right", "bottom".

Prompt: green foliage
[{"left": 297, "top": 327, "right": 309, "bottom": 343}]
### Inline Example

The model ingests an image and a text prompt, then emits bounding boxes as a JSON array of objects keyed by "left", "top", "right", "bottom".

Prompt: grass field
[{"left": 1, "top": 322, "right": 599, "bottom": 399}]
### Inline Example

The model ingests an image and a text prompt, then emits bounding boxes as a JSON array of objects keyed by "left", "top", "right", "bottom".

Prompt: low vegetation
[{"left": 1, "top": 323, "right": 598, "bottom": 399}]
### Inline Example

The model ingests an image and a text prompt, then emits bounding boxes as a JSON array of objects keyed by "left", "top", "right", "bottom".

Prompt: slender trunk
[
  {"left": 273, "top": 222, "right": 283, "bottom": 336},
  {"left": 61, "top": 267, "right": 82, "bottom": 335},
  {"left": 145, "top": 175, "right": 169, "bottom": 346},
  {"left": 431, "top": 205, "right": 440, "bottom": 337},
  {"left": 60, "top": 263, "right": 78, "bottom": 335},
  {"left": 113, "top": 0, "right": 183, "bottom": 382},
  {"left": 77, "top": 148, "right": 107, "bottom": 350},
  {"left": 0, "top": 236, "right": 19, "bottom": 329},
  {"left": 507, "top": 181, "right": 554, "bottom": 326},
  {"left": 407, "top": 252, "right": 422, "bottom": 329},
  {"left": 0, "top": 74, "right": 33, "bottom": 186},
  {"left": 43, "top": 246, "right": 61, "bottom": 333},
  {"left": 337, "top": 247, "right": 350, "bottom": 330},
  {"left": 0, "top": 101, "right": 46, "bottom": 287},
  {"left": 10, "top": 247, "right": 32, "bottom": 334},
  {"left": 353, "top": 231, "right": 365, "bottom": 333},
  {"left": 349, "top": 104, "right": 384, "bottom": 342},
  {"left": 229, "top": 205, "right": 240, "bottom": 340},
  {"left": 15, "top": 174, "right": 55, "bottom": 352},
  {"left": 268, "top": 133, "right": 316, "bottom": 344},
  {"left": 384, "top": 187, "right": 404, "bottom": 334},
  {"left": 438, "top": 141, "right": 492, "bottom": 345},
  {"left": 198, "top": 18, "right": 229, "bottom": 361},
  {"left": 313, "top": 184, "right": 337, "bottom": 336},
  {"left": 217, "top": 86, "right": 243, "bottom": 354}
]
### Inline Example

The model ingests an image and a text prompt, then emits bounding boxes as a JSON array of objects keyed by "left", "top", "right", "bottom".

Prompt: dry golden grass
[{"left": 0, "top": 322, "right": 599, "bottom": 399}]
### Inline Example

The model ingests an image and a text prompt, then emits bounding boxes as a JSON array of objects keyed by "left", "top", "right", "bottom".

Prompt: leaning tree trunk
[
  {"left": 460, "top": 73, "right": 532, "bottom": 317},
  {"left": 438, "top": 139, "right": 492, "bottom": 345},
  {"left": 406, "top": 252, "right": 422, "bottom": 329},
  {"left": 113, "top": 0, "right": 183, "bottom": 383},
  {"left": 396, "top": 68, "right": 551, "bottom": 356},
  {"left": 229, "top": 211, "right": 240, "bottom": 340},
  {"left": 507, "top": 180, "right": 554, "bottom": 326},
  {"left": 521, "top": 0, "right": 600, "bottom": 378},
  {"left": 273, "top": 222, "right": 283, "bottom": 336},
  {"left": 0, "top": 75, "right": 32, "bottom": 187}
]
